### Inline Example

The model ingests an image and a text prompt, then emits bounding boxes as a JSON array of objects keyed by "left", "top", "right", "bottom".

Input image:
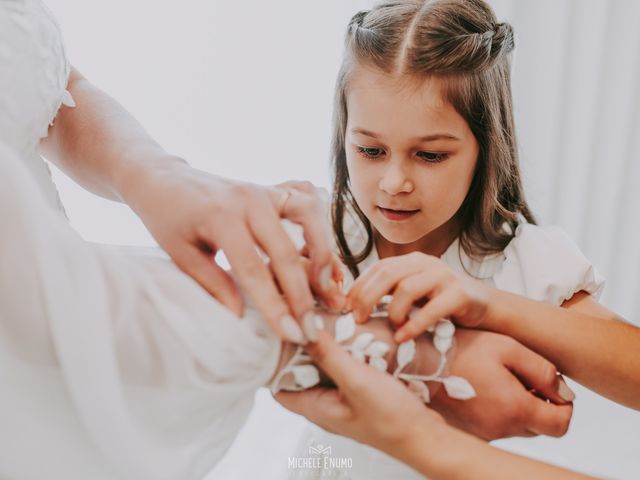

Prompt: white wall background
[{"left": 46, "top": 1, "right": 640, "bottom": 479}]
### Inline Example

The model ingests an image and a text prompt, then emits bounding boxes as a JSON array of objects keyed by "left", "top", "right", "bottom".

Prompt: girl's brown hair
[{"left": 331, "top": 0, "right": 536, "bottom": 278}]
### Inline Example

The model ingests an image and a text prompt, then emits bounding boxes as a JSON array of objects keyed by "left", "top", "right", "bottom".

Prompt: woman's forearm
[
  {"left": 484, "top": 289, "right": 640, "bottom": 409},
  {"left": 402, "top": 418, "right": 595, "bottom": 480},
  {"left": 39, "top": 67, "right": 186, "bottom": 203}
]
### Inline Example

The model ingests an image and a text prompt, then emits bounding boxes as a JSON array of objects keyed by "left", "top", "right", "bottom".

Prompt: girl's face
[{"left": 345, "top": 65, "right": 479, "bottom": 256}]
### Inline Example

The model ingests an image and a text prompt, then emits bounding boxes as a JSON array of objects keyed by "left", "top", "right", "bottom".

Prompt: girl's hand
[
  {"left": 275, "top": 330, "right": 446, "bottom": 458},
  {"left": 347, "top": 252, "right": 490, "bottom": 342},
  {"left": 125, "top": 162, "right": 345, "bottom": 342}
]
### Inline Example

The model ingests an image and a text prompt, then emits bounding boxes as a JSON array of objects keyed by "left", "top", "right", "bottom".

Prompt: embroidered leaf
[
  {"left": 364, "top": 341, "right": 390, "bottom": 358},
  {"left": 335, "top": 314, "right": 356, "bottom": 343},
  {"left": 443, "top": 376, "right": 476, "bottom": 400},
  {"left": 351, "top": 349, "right": 365, "bottom": 363},
  {"left": 434, "top": 334, "right": 453, "bottom": 354},
  {"left": 380, "top": 294, "right": 393, "bottom": 305},
  {"left": 396, "top": 339, "right": 416, "bottom": 371},
  {"left": 351, "top": 332, "right": 375, "bottom": 351},
  {"left": 369, "top": 356, "right": 388, "bottom": 372},
  {"left": 407, "top": 379, "right": 431, "bottom": 403},
  {"left": 292, "top": 365, "right": 320, "bottom": 389},
  {"left": 435, "top": 319, "right": 455, "bottom": 338}
]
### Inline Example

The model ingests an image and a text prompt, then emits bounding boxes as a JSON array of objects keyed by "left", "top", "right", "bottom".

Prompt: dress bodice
[{"left": 0, "top": 0, "right": 74, "bottom": 211}]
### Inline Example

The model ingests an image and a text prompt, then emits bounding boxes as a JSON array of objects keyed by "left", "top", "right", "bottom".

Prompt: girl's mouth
[{"left": 377, "top": 206, "right": 420, "bottom": 222}]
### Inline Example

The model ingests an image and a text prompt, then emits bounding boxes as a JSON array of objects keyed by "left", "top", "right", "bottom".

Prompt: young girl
[{"left": 288, "top": 0, "right": 638, "bottom": 478}]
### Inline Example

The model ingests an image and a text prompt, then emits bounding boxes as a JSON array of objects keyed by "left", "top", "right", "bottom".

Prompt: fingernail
[
  {"left": 319, "top": 265, "right": 332, "bottom": 291},
  {"left": 557, "top": 377, "right": 575, "bottom": 402},
  {"left": 302, "top": 312, "right": 320, "bottom": 342},
  {"left": 281, "top": 315, "right": 307, "bottom": 344},
  {"left": 315, "top": 314, "right": 325, "bottom": 331},
  {"left": 344, "top": 296, "right": 352, "bottom": 312}
]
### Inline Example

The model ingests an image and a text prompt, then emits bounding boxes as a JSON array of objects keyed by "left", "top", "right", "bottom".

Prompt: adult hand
[
  {"left": 346, "top": 252, "right": 490, "bottom": 342},
  {"left": 125, "top": 162, "right": 345, "bottom": 343},
  {"left": 275, "top": 329, "right": 446, "bottom": 458},
  {"left": 431, "top": 329, "right": 575, "bottom": 440}
]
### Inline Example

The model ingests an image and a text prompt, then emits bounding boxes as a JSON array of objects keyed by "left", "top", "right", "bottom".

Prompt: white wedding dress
[{"left": 0, "top": 2, "right": 282, "bottom": 479}]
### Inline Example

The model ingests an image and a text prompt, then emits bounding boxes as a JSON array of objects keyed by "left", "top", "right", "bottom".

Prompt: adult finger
[
  {"left": 305, "top": 330, "right": 373, "bottom": 396},
  {"left": 275, "top": 388, "right": 350, "bottom": 432},
  {"left": 212, "top": 221, "right": 307, "bottom": 344},
  {"left": 516, "top": 389, "right": 574, "bottom": 437},
  {"left": 248, "top": 202, "right": 316, "bottom": 319},
  {"left": 503, "top": 343, "right": 576, "bottom": 405},
  {"left": 274, "top": 185, "right": 344, "bottom": 309},
  {"left": 171, "top": 242, "right": 244, "bottom": 316}
]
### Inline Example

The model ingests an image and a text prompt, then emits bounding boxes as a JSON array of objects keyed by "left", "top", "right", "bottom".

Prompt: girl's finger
[
  {"left": 394, "top": 290, "right": 462, "bottom": 342},
  {"left": 387, "top": 271, "right": 448, "bottom": 325},
  {"left": 349, "top": 257, "right": 423, "bottom": 322}
]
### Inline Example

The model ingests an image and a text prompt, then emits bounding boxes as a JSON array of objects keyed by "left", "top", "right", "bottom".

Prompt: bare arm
[
  {"left": 39, "top": 67, "right": 178, "bottom": 202},
  {"left": 484, "top": 290, "right": 640, "bottom": 409},
  {"left": 38, "top": 67, "right": 345, "bottom": 337},
  {"left": 404, "top": 419, "right": 595, "bottom": 480},
  {"left": 346, "top": 252, "right": 640, "bottom": 410}
]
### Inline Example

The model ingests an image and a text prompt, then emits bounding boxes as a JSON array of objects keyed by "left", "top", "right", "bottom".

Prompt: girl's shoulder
[{"left": 451, "top": 223, "right": 605, "bottom": 306}]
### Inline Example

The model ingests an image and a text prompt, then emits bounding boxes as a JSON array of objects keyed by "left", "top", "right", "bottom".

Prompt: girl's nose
[{"left": 378, "top": 160, "right": 413, "bottom": 195}]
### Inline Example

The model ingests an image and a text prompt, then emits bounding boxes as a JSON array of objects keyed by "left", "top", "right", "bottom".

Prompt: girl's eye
[
  {"left": 416, "top": 151, "right": 449, "bottom": 163},
  {"left": 357, "top": 146, "right": 385, "bottom": 159}
]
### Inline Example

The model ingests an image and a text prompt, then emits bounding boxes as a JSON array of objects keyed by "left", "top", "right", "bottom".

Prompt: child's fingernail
[
  {"left": 319, "top": 265, "right": 332, "bottom": 291},
  {"left": 331, "top": 294, "right": 347, "bottom": 311},
  {"left": 302, "top": 312, "right": 320, "bottom": 342},
  {"left": 344, "top": 297, "right": 352, "bottom": 311},
  {"left": 394, "top": 330, "right": 407, "bottom": 343},
  {"left": 281, "top": 315, "right": 307, "bottom": 344},
  {"left": 557, "top": 377, "right": 576, "bottom": 402}
]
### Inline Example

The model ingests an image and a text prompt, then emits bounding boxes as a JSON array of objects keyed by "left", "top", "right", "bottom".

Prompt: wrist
[
  {"left": 115, "top": 153, "right": 188, "bottom": 207},
  {"left": 396, "top": 414, "right": 453, "bottom": 475},
  {"left": 480, "top": 287, "right": 513, "bottom": 334}
]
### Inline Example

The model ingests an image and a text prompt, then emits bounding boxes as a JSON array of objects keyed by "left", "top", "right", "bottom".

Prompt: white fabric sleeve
[
  {"left": 0, "top": 143, "right": 281, "bottom": 480},
  {"left": 493, "top": 223, "right": 605, "bottom": 306}
]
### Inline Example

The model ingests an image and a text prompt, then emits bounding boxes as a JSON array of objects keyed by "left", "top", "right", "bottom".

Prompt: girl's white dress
[{"left": 0, "top": 2, "right": 282, "bottom": 479}]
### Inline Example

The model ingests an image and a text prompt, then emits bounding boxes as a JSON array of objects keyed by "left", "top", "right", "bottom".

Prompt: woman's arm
[
  {"left": 277, "top": 332, "right": 596, "bottom": 480},
  {"left": 39, "top": 67, "right": 344, "bottom": 341},
  {"left": 484, "top": 290, "right": 640, "bottom": 410},
  {"left": 403, "top": 418, "right": 593, "bottom": 480},
  {"left": 39, "top": 68, "right": 176, "bottom": 201}
]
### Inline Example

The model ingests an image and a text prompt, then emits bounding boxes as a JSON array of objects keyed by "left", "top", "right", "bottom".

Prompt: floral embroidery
[{"left": 271, "top": 297, "right": 476, "bottom": 402}]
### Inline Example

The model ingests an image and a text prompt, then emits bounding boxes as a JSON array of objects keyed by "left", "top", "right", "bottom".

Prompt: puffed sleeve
[
  {"left": 0, "top": 143, "right": 281, "bottom": 480},
  {"left": 492, "top": 223, "right": 605, "bottom": 305}
]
